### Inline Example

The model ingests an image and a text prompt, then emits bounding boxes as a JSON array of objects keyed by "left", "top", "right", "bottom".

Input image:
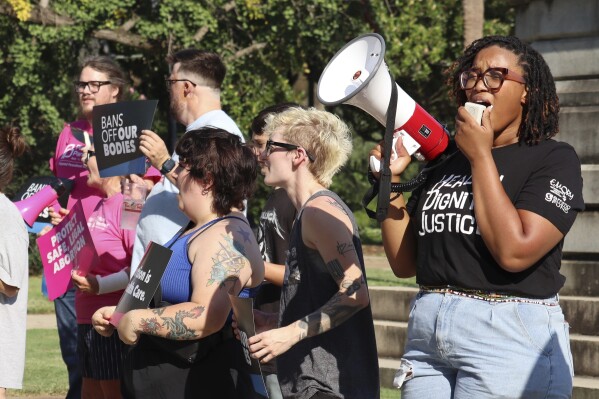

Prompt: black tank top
[{"left": 277, "top": 190, "right": 380, "bottom": 399}]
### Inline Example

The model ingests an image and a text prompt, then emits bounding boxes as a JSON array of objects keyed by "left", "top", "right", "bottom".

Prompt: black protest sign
[
  {"left": 92, "top": 100, "right": 158, "bottom": 177},
  {"left": 110, "top": 241, "right": 172, "bottom": 327},
  {"left": 229, "top": 295, "right": 269, "bottom": 398}
]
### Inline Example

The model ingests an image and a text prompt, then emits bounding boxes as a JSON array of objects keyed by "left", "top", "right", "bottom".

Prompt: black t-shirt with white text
[{"left": 407, "top": 139, "right": 584, "bottom": 298}]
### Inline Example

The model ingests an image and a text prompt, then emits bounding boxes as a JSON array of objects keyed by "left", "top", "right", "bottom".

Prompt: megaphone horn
[
  {"left": 14, "top": 179, "right": 66, "bottom": 227},
  {"left": 317, "top": 33, "right": 449, "bottom": 165}
]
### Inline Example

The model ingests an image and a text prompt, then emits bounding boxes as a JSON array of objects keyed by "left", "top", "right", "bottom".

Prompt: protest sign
[
  {"left": 12, "top": 176, "right": 72, "bottom": 233},
  {"left": 92, "top": 100, "right": 158, "bottom": 177},
  {"left": 110, "top": 242, "right": 173, "bottom": 327},
  {"left": 229, "top": 295, "right": 269, "bottom": 398},
  {"left": 36, "top": 201, "right": 99, "bottom": 300}
]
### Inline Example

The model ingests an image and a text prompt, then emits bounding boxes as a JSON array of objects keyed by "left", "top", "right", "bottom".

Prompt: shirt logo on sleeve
[{"left": 545, "top": 179, "right": 573, "bottom": 213}]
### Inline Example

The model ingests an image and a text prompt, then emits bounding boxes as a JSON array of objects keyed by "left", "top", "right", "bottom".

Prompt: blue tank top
[{"left": 161, "top": 217, "right": 259, "bottom": 304}]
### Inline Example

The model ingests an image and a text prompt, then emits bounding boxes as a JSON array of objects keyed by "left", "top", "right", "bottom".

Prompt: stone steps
[{"left": 369, "top": 285, "right": 599, "bottom": 394}]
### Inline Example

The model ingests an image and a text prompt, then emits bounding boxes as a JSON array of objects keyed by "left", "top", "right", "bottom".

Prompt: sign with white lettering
[
  {"left": 36, "top": 201, "right": 99, "bottom": 300},
  {"left": 110, "top": 242, "right": 173, "bottom": 327},
  {"left": 92, "top": 100, "right": 158, "bottom": 177}
]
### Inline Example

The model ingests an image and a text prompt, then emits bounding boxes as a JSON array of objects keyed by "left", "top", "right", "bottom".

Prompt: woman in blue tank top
[{"left": 91, "top": 128, "right": 265, "bottom": 398}]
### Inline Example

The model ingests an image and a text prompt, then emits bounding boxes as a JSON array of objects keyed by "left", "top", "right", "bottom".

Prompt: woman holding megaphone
[{"left": 372, "top": 35, "right": 584, "bottom": 398}]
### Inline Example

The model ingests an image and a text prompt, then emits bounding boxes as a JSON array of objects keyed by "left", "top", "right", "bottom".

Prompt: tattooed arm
[
  {"left": 116, "top": 219, "right": 262, "bottom": 345},
  {"left": 247, "top": 197, "right": 369, "bottom": 363}
]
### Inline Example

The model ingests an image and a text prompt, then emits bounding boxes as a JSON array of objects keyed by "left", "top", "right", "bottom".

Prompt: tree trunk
[{"left": 462, "top": 0, "right": 484, "bottom": 48}]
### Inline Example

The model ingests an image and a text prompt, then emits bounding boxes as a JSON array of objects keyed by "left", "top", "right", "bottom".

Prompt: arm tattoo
[
  {"left": 325, "top": 259, "right": 345, "bottom": 282},
  {"left": 152, "top": 307, "right": 166, "bottom": 316},
  {"left": 207, "top": 235, "right": 247, "bottom": 288},
  {"left": 326, "top": 199, "right": 347, "bottom": 215},
  {"left": 139, "top": 317, "right": 163, "bottom": 334},
  {"left": 142, "top": 306, "right": 206, "bottom": 340},
  {"left": 336, "top": 241, "right": 355, "bottom": 256},
  {"left": 341, "top": 276, "right": 365, "bottom": 296},
  {"left": 299, "top": 292, "right": 358, "bottom": 337},
  {"left": 163, "top": 306, "right": 206, "bottom": 340}
]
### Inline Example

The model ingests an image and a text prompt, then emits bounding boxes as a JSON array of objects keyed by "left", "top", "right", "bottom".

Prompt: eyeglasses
[
  {"left": 84, "top": 150, "right": 95, "bottom": 165},
  {"left": 265, "top": 140, "right": 315, "bottom": 162},
  {"left": 165, "top": 78, "right": 197, "bottom": 89},
  {"left": 459, "top": 67, "right": 526, "bottom": 92},
  {"left": 73, "top": 81, "right": 112, "bottom": 94}
]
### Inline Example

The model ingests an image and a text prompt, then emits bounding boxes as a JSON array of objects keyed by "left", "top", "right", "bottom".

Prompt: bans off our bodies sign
[{"left": 92, "top": 100, "right": 158, "bottom": 177}]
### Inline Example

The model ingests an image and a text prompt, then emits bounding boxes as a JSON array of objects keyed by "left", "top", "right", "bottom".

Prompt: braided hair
[{"left": 447, "top": 35, "right": 559, "bottom": 145}]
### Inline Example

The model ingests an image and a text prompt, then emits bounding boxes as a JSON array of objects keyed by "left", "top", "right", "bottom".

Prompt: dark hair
[
  {"left": 81, "top": 55, "right": 128, "bottom": 101},
  {"left": 176, "top": 127, "right": 258, "bottom": 215},
  {"left": 0, "top": 126, "right": 28, "bottom": 191},
  {"left": 447, "top": 35, "right": 559, "bottom": 145},
  {"left": 167, "top": 49, "right": 226, "bottom": 90},
  {"left": 250, "top": 102, "right": 301, "bottom": 136}
]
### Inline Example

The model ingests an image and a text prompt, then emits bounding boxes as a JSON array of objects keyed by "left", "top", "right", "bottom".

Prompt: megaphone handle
[
  {"left": 376, "top": 73, "right": 399, "bottom": 222},
  {"left": 50, "top": 200, "right": 62, "bottom": 213},
  {"left": 369, "top": 135, "right": 399, "bottom": 173}
]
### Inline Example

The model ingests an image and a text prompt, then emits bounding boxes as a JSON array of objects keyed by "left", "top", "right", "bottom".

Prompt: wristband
[
  {"left": 367, "top": 170, "right": 404, "bottom": 193},
  {"left": 97, "top": 270, "right": 130, "bottom": 295}
]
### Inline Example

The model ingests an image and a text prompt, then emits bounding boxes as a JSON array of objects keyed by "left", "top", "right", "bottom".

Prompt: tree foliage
[{"left": 0, "top": 0, "right": 515, "bottom": 236}]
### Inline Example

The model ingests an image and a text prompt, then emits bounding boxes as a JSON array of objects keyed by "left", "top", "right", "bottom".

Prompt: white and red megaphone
[
  {"left": 317, "top": 33, "right": 449, "bottom": 171},
  {"left": 15, "top": 179, "right": 66, "bottom": 227}
]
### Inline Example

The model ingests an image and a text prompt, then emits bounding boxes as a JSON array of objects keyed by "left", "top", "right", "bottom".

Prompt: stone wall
[
  {"left": 515, "top": 0, "right": 599, "bottom": 255},
  {"left": 514, "top": 1, "right": 599, "bottom": 395}
]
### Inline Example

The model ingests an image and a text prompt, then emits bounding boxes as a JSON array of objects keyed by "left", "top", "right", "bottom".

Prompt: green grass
[
  {"left": 11, "top": 275, "right": 66, "bottom": 397},
  {"left": 382, "top": 387, "right": 402, "bottom": 398},
  {"left": 8, "top": 329, "right": 68, "bottom": 397},
  {"left": 367, "top": 267, "right": 417, "bottom": 287},
  {"left": 28, "top": 275, "right": 55, "bottom": 314}
]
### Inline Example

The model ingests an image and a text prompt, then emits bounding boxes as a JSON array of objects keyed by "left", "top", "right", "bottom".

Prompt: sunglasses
[{"left": 265, "top": 140, "right": 315, "bottom": 162}]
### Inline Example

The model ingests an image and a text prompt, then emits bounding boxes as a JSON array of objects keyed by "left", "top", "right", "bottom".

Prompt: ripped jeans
[{"left": 401, "top": 290, "right": 574, "bottom": 399}]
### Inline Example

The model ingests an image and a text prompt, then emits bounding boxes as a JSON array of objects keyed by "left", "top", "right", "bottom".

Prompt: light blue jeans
[{"left": 401, "top": 291, "right": 574, "bottom": 399}]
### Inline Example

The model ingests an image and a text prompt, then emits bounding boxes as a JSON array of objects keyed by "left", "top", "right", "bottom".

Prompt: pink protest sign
[{"left": 37, "top": 201, "right": 99, "bottom": 300}]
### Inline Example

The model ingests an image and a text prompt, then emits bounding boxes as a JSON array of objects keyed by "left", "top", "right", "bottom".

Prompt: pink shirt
[
  {"left": 75, "top": 193, "right": 135, "bottom": 324},
  {"left": 50, "top": 119, "right": 162, "bottom": 219}
]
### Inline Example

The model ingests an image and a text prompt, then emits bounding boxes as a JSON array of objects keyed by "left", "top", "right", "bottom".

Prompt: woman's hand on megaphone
[
  {"left": 369, "top": 136, "right": 412, "bottom": 182},
  {"left": 48, "top": 206, "right": 69, "bottom": 226},
  {"left": 455, "top": 105, "right": 494, "bottom": 163}
]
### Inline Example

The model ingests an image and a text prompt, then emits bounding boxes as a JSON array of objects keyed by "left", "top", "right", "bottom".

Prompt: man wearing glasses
[{"left": 130, "top": 49, "right": 243, "bottom": 276}]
